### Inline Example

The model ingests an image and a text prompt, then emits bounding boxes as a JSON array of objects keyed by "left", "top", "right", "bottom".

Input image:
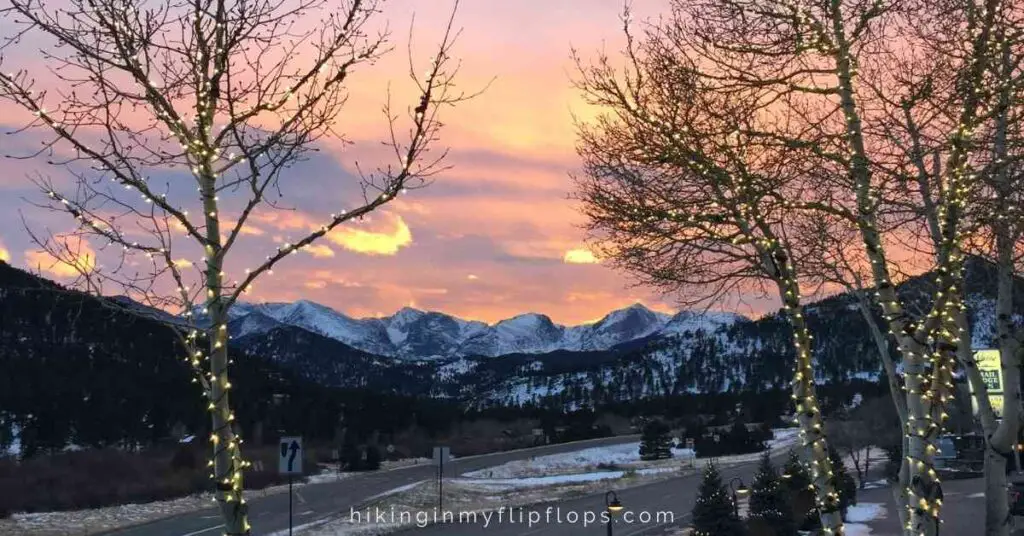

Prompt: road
[
  {"left": 400, "top": 451, "right": 791, "bottom": 536},
  {"left": 99, "top": 435, "right": 640, "bottom": 536}
]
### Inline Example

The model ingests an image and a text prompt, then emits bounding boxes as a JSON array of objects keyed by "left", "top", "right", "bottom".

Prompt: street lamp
[
  {"left": 605, "top": 490, "right": 624, "bottom": 536},
  {"left": 729, "top": 477, "right": 749, "bottom": 518}
]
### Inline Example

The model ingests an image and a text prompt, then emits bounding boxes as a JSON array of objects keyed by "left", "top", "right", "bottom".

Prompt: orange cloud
[
  {"left": 250, "top": 212, "right": 311, "bottom": 232},
  {"left": 328, "top": 212, "right": 412, "bottom": 255},
  {"left": 301, "top": 243, "right": 335, "bottom": 258},
  {"left": 24, "top": 236, "right": 96, "bottom": 279},
  {"left": 563, "top": 248, "right": 598, "bottom": 264}
]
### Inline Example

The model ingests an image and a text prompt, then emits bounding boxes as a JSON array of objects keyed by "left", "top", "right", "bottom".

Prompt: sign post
[
  {"left": 432, "top": 446, "right": 450, "bottom": 513},
  {"left": 279, "top": 436, "right": 303, "bottom": 536}
]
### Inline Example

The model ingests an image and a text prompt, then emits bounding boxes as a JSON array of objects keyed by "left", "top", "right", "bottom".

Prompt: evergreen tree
[
  {"left": 828, "top": 446, "right": 857, "bottom": 516},
  {"left": 781, "top": 451, "right": 812, "bottom": 490},
  {"left": 692, "top": 463, "right": 746, "bottom": 536},
  {"left": 639, "top": 419, "right": 674, "bottom": 460},
  {"left": 781, "top": 452, "right": 817, "bottom": 530},
  {"left": 748, "top": 452, "right": 796, "bottom": 536}
]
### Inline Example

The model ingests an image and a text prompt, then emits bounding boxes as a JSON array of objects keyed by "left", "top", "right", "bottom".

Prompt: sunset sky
[{"left": 0, "top": 0, "right": 779, "bottom": 325}]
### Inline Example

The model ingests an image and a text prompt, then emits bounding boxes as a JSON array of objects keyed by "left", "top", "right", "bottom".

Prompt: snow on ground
[
  {"left": 464, "top": 428, "right": 798, "bottom": 480},
  {"left": 847, "top": 503, "right": 887, "bottom": 523},
  {"left": 1, "top": 493, "right": 216, "bottom": 536},
  {"left": 463, "top": 442, "right": 696, "bottom": 478},
  {"left": 844, "top": 502, "right": 887, "bottom": 536},
  {"left": 455, "top": 467, "right": 677, "bottom": 491},
  {"left": 846, "top": 524, "right": 875, "bottom": 536}
]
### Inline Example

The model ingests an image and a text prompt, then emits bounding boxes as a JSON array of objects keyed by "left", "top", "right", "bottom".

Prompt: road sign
[
  {"left": 432, "top": 446, "right": 450, "bottom": 466},
  {"left": 279, "top": 436, "right": 303, "bottom": 475},
  {"left": 685, "top": 437, "right": 695, "bottom": 449},
  {"left": 971, "top": 349, "right": 1004, "bottom": 419}
]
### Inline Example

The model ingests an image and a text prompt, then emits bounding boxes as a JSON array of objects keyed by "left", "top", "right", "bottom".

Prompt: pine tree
[
  {"left": 828, "top": 446, "right": 857, "bottom": 517},
  {"left": 781, "top": 452, "right": 817, "bottom": 530},
  {"left": 749, "top": 452, "right": 796, "bottom": 536},
  {"left": 781, "top": 452, "right": 812, "bottom": 491},
  {"left": 692, "top": 463, "right": 746, "bottom": 536},
  {"left": 639, "top": 419, "right": 674, "bottom": 460}
]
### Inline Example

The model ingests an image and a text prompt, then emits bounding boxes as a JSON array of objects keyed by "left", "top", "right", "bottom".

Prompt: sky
[{"left": 0, "top": 0, "right": 777, "bottom": 325}]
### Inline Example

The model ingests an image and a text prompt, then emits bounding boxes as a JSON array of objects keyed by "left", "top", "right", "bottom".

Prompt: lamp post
[
  {"left": 729, "top": 477, "right": 749, "bottom": 518},
  {"left": 605, "top": 490, "right": 624, "bottom": 536}
]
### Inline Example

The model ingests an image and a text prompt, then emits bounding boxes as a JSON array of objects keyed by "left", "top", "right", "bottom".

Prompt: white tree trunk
[
  {"left": 957, "top": 233, "right": 1023, "bottom": 536},
  {"left": 204, "top": 181, "right": 250, "bottom": 535},
  {"left": 985, "top": 450, "right": 1010, "bottom": 536},
  {"left": 778, "top": 275, "right": 845, "bottom": 533}
]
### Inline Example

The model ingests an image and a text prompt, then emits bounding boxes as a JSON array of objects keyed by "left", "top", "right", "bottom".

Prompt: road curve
[
  {"left": 98, "top": 434, "right": 641, "bottom": 536},
  {"left": 398, "top": 449, "right": 794, "bottom": 536}
]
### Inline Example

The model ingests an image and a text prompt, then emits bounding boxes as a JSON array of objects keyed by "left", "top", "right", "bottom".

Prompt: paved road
[
  {"left": 399, "top": 450, "right": 793, "bottom": 536},
  {"left": 858, "top": 475, "right": 1017, "bottom": 535},
  {"left": 99, "top": 435, "right": 640, "bottom": 536}
]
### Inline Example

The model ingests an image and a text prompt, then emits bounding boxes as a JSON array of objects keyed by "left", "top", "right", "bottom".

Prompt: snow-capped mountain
[{"left": 222, "top": 300, "right": 746, "bottom": 360}]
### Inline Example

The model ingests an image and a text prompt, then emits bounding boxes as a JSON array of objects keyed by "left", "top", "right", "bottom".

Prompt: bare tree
[
  {"left": 571, "top": 13, "right": 845, "bottom": 532},
  {"left": 0, "top": 0, "right": 474, "bottom": 532},
  {"left": 664, "top": 0, "right": 1012, "bottom": 532},
  {"left": 796, "top": 215, "right": 919, "bottom": 523},
  {"left": 827, "top": 396, "right": 901, "bottom": 489},
  {"left": 958, "top": 22, "right": 1024, "bottom": 530},
  {"left": 856, "top": 8, "right": 1024, "bottom": 532}
]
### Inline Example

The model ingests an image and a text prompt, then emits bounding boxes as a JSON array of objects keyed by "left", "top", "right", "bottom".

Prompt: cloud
[
  {"left": 301, "top": 243, "right": 335, "bottom": 258},
  {"left": 467, "top": 274, "right": 479, "bottom": 280},
  {"left": 328, "top": 212, "right": 412, "bottom": 255},
  {"left": 173, "top": 258, "right": 194, "bottom": 268},
  {"left": 24, "top": 236, "right": 96, "bottom": 278},
  {"left": 563, "top": 248, "right": 599, "bottom": 264}
]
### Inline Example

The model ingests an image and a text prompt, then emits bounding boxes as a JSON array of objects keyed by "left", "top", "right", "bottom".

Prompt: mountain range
[
  {"left": 221, "top": 300, "right": 746, "bottom": 360},
  {"left": 3, "top": 256, "right": 1019, "bottom": 426}
]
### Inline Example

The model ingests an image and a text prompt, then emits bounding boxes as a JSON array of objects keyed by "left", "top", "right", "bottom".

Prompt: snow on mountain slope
[
  {"left": 459, "top": 313, "right": 566, "bottom": 356},
  {"left": 243, "top": 300, "right": 396, "bottom": 355},
  {"left": 221, "top": 300, "right": 745, "bottom": 360},
  {"left": 575, "top": 303, "right": 671, "bottom": 350},
  {"left": 661, "top": 310, "right": 747, "bottom": 336}
]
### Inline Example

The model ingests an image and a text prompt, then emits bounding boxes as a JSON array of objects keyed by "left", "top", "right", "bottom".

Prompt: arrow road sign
[{"left": 279, "top": 436, "right": 303, "bottom": 475}]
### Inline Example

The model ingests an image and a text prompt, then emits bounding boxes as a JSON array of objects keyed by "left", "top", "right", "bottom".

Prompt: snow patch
[{"left": 846, "top": 502, "right": 886, "bottom": 523}]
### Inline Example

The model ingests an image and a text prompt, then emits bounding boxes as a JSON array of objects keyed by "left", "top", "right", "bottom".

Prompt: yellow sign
[{"left": 971, "top": 349, "right": 1003, "bottom": 419}]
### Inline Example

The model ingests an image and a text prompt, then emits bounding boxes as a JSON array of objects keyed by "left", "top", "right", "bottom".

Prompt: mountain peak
[
  {"left": 391, "top": 306, "right": 425, "bottom": 320},
  {"left": 221, "top": 298, "right": 744, "bottom": 360}
]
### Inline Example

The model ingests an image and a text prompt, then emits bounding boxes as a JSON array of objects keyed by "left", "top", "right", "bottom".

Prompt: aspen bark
[
  {"left": 777, "top": 269, "right": 844, "bottom": 534},
  {"left": 203, "top": 175, "right": 249, "bottom": 534}
]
